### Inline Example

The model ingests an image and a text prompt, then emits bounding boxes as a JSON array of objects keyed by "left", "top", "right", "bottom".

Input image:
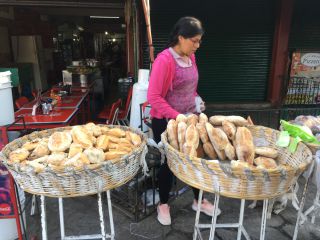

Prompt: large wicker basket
[
  {"left": 0, "top": 125, "right": 147, "bottom": 198},
  {"left": 161, "top": 125, "right": 313, "bottom": 200}
]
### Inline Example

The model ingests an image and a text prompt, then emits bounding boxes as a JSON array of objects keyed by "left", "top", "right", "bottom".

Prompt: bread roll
[
  {"left": 96, "top": 135, "right": 110, "bottom": 150},
  {"left": 196, "top": 123, "right": 210, "bottom": 144},
  {"left": 108, "top": 128, "right": 126, "bottom": 138},
  {"left": 225, "top": 116, "right": 249, "bottom": 126},
  {"left": 85, "top": 122, "right": 102, "bottom": 137},
  {"left": 209, "top": 115, "right": 227, "bottom": 126},
  {"left": 104, "top": 151, "right": 127, "bottom": 160},
  {"left": 26, "top": 160, "right": 46, "bottom": 173},
  {"left": 214, "top": 147, "right": 227, "bottom": 161},
  {"left": 235, "top": 127, "right": 255, "bottom": 165},
  {"left": 71, "top": 126, "right": 94, "bottom": 148},
  {"left": 9, "top": 148, "right": 30, "bottom": 163},
  {"left": 83, "top": 147, "right": 104, "bottom": 164},
  {"left": 47, "top": 152, "right": 66, "bottom": 165},
  {"left": 108, "top": 142, "right": 119, "bottom": 149},
  {"left": 30, "top": 141, "right": 50, "bottom": 159},
  {"left": 178, "top": 122, "right": 187, "bottom": 151},
  {"left": 185, "top": 124, "right": 199, "bottom": 148},
  {"left": 22, "top": 139, "right": 41, "bottom": 151},
  {"left": 68, "top": 143, "right": 83, "bottom": 158},
  {"left": 187, "top": 114, "right": 199, "bottom": 126},
  {"left": 203, "top": 142, "right": 218, "bottom": 160},
  {"left": 48, "top": 131, "right": 72, "bottom": 152},
  {"left": 222, "top": 120, "right": 237, "bottom": 140},
  {"left": 224, "top": 143, "right": 236, "bottom": 160},
  {"left": 231, "top": 160, "right": 253, "bottom": 169},
  {"left": 199, "top": 113, "right": 208, "bottom": 125},
  {"left": 205, "top": 123, "right": 229, "bottom": 150},
  {"left": 254, "top": 157, "right": 277, "bottom": 169},
  {"left": 129, "top": 132, "right": 141, "bottom": 146},
  {"left": 176, "top": 114, "right": 187, "bottom": 123},
  {"left": 167, "top": 119, "right": 179, "bottom": 150},
  {"left": 255, "top": 147, "right": 278, "bottom": 159}
]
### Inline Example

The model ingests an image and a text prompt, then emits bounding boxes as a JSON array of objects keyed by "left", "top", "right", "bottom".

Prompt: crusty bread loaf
[
  {"left": 196, "top": 123, "right": 210, "bottom": 144},
  {"left": 104, "top": 151, "right": 128, "bottom": 160},
  {"left": 9, "top": 148, "right": 30, "bottom": 163},
  {"left": 30, "top": 141, "right": 50, "bottom": 159},
  {"left": 48, "top": 131, "right": 72, "bottom": 152},
  {"left": 196, "top": 143, "right": 205, "bottom": 158},
  {"left": 225, "top": 116, "right": 249, "bottom": 126},
  {"left": 203, "top": 142, "right": 218, "bottom": 160},
  {"left": 209, "top": 115, "right": 227, "bottom": 125},
  {"left": 71, "top": 126, "right": 94, "bottom": 148},
  {"left": 167, "top": 119, "right": 179, "bottom": 150},
  {"left": 22, "top": 139, "right": 41, "bottom": 151},
  {"left": 255, "top": 147, "right": 278, "bottom": 159},
  {"left": 96, "top": 135, "right": 110, "bottom": 151},
  {"left": 205, "top": 123, "right": 229, "bottom": 150},
  {"left": 129, "top": 132, "right": 142, "bottom": 146},
  {"left": 235, "top": 127, "right": 255, "bottom": 165},
  {"left": 183, "top": 143, "right": 197, "bottom": 158},
  {"left": 222, "top": 120, "right": 237, "bottom": 140},
  {"left": 199, "top": 113, "right": 208, "bottom": 125},
  {"left": 178, "top": 122, "right": 187, "bottom": 151},
  {"left": 214, "top": 148, "right": 227, "bottom": 161},
  {"left": 254, "top": 157, "right": 278, "bottom": 169},
  {"left": 68, "top": 143, "right": 83, "bottom": 158},
  {"left": 83, "top": 147, "right": 105, "bottom": 164},
  {"left": 225, "top": 143, "right": 236, "bottom": 160},
  {"left": 176, "top": 114, "right": 187, "bottom": 123},
  {"left": 187, "top": 114, "right": 199, "bottom": 126},
  {"left": 108, "top": 128, "right": 126, "bottom": 138},
  {"left": 185, "top": 124, "right": 199, "bottom": 148}
]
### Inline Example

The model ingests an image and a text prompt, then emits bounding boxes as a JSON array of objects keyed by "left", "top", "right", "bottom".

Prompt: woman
[{"left": 147, "top": 16, "right": 220, "bottom": 226}]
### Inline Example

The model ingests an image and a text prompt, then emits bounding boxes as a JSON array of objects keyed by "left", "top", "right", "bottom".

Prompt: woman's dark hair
[{"left": 167, "top": 16, "right": 204, "bottom": 48}]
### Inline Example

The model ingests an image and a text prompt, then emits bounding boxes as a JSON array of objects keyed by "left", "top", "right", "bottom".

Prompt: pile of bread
[
  {"left": 7, "top": 123, "right": 142, "bottom": 173},
  {"left": 166, "top": 114, "right": 280, "bottom": 170}
]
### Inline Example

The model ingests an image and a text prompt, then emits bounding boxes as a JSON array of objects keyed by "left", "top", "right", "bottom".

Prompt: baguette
[
  {"left": 222, "top": 120, "right": 237, "bottom": 141},
  {"left": 235, "top": 127, "right": 255, "bottom": 165},
  {"left": 203, "top": 142, "right": 218, "bottom": 160},
  {"left": 183, "top": 143, "right": 197, "bottom": 158},
  {"left": 225, "top": 143, "right": 236, "bottom": 160},
  {"left": 255, "top": 147, "right": 278, "bottom": 159},
  {"left": 199, "top": 113, "right": 208, "bottom": 125},
  {"left": 187, "top": 114, "right": 199, "bottom": 126},
  {"left": 209, "top": 115, "right": 227, "bottom": 126},
  {"left": 205, "top": 123, "right": 229, "bottom": 150},
  {"left": 176, "top": 114, "right": 187, "bottom": 123},
  {"left": 167, "top": 119, "right": 179, "bottom": 150},
  {"left": 178, "top": 122, "right": 187, "bottom": 151},
  {"left": 196, "top": 123, "right": 210, "bottom": 144},
  {"left": 254, "top": 157, "right": 277, "bottom": 169},
  {"left": 225, "top": 116, "right": 249, "bottom": 126},
  {"left": 185, "top": 124, "right": 199, "bottom": 148}
]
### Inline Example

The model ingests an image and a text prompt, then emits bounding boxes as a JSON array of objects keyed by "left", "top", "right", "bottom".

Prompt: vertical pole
[
  {"left": 237, "top": 199, "right": 246, "bottom": 240},
  {"left": 260, "top": 199, "right": 269, "bottom": 240},
  {"left": 58, "top": 198, "right": 65, "bottom": 239},
  {"left": 208, "top": 194, "right": 220, "bottom": 240},
  {"left": 193, "top": 189, "right": 203, "bottom": 240},
  {"left": 107, "top": 190, "right": 115, "bottom": 240},
  {"left": 98, "top": 193, "right": 106, "bottom": 240},
  {"left": 40, "top": 195, "right": 48, "bottom": 240}
]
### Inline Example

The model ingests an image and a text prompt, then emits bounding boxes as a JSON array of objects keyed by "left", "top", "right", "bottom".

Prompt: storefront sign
[
  {"left": 0, "top": 164, "right": 14, "bottom": 217},
  {"left": 285, "top": 51, "right": 320, "bottom": 105}
]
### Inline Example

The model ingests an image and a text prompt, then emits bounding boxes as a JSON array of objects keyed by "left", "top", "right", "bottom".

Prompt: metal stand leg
[
  {"left": 293, "top": 177, "right": 311, "bottom": 240},
  {"left": 30, "top": 195, "right": 36, "bottom": 216},
  {"left": 208, "top": 194, "right": 220, "bottom": 240},
  {"left": 106, "top": 190, "right": 115, "bottom": 240},
  {"left": 59, "top": 198, "right": 65, "bottom": 239},
  {"left": 98, "top": 193, "right": 107, "bottom": 240},
  {"left": 193, "top": 189, "right": 203, "bottom": 240},
  {"left": 193, "top": 193, "right": 269, "bottom": 240},
  {"left": 260, "top": 199, "right": 268, "bottom": 240},
  {"left": 40, "top": 195, "right": 48, "bottom": 240}
]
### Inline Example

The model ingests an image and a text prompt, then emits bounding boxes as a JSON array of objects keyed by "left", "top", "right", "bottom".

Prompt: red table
[
  {"left": 9, "top": 108, "right": 79, "bottom": 130},
  {"left": 42, "top": 89, "right": 89, "bottom": 98},
  {"left": 21, "top": 96, "right": 84, "bottom": 109}
]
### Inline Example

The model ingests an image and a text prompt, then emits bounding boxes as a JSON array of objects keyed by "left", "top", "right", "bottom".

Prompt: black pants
[{"left": 152, "top": 118, "right": 200, "bottom": 204}]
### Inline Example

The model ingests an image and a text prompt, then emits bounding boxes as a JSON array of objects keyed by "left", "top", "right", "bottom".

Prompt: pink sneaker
[
  {"left": 157, "top": 204, "right": 171, "bottom": 225},
  {"left": 192, "top": 198, "right": 221, "bottom": 217}
]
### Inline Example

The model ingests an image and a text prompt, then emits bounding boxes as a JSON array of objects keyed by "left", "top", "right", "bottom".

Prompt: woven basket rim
[
  {"left": 0, "top": 124, "right": 147, "bottom": 176},
  {"left": 161, "top": 125, "right": 313, "bottom": 174}
]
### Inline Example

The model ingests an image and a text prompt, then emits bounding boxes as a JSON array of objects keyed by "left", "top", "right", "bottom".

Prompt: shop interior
[{"left": 0, "top": 3, "right": 129, "bottom": 116}]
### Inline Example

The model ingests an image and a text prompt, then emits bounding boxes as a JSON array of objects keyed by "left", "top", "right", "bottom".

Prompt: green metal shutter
[
  {"left": 143, "top": 0, "right": 275, "bottom": 103},
  {"left": 289, "top": 0, "right": 320, "bottom": 51}
]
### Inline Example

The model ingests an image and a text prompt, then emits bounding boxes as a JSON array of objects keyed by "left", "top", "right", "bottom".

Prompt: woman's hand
[{"left": 195, "top": 96, "right": 205, "bottom": 113}]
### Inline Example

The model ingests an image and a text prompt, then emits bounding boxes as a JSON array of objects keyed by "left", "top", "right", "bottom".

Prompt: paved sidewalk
[{"left": 25, "top": 179, "right": 320, "bottom": 240}]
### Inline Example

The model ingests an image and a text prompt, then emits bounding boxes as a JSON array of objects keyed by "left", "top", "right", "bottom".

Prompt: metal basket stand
[
  {"left": 40, "top": 191, "right": 115, "bottom": 240},
  {"left": 193, "top": 190, "right": 269, "bottom": 240}
]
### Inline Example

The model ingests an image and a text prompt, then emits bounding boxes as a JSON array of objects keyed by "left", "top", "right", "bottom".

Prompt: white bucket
[{"left": 0, "top": 71, "right": 14, "bottom": 126}]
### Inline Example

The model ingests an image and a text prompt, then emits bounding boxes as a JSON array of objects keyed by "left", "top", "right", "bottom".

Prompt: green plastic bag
[{"left": 280, "top": 120, "right": 320, "bottom": 145}]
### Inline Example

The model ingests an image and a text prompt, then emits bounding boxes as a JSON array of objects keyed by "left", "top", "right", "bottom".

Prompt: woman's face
[{"left": 178, "top": 34, "right": 202, "bottom": 56}]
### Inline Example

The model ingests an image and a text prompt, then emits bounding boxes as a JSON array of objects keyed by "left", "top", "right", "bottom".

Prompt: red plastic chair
[
  {"left": 98, "top": 86, "right": 133, "bottom": 125},
  {"left": 15, "top": 96, "right": 29, "bottom": 109},
  {"left": 106, "top": 98, "right": 122, "bottom": 125}
]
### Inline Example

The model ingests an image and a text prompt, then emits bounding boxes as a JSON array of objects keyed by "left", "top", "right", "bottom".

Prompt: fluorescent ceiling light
[
  {"left": 90, "top": 16, "right": 119, "bottom": 19},
  {"left": 105, "top": 31, "right": 108, "bottom": 35}
]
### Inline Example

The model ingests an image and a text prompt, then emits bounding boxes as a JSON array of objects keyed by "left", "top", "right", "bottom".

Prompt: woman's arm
[{"left": 147, "top": 56, "right": 180, "bottom": 119}]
